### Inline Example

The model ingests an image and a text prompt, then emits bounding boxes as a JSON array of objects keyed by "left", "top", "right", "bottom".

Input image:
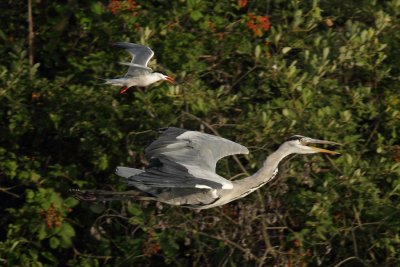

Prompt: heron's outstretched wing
[
  {"left": 126, "top": 127, "right": 249, "bottom": 190},
  {"left": 146, "top": 128, "right": 249, "bottom": 171}
]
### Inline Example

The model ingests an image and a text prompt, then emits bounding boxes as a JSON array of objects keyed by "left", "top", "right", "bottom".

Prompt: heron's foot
[
  {"left": 69, "top": 189, "right": 97, "bottom": 202},
  {"left": 69, "top": 189, "right": 154, "bottom": 202}
]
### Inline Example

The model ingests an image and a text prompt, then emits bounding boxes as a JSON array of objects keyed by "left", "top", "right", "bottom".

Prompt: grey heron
[
  {"left": 73, "top": 127, "right": 340, "bottom": 209},
  {"left": 103, "top": 42, "right": 175, "bottom": 94}
]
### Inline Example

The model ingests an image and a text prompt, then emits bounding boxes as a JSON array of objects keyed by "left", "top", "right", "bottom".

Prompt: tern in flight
[
  {"left": 103, "top": 42, "right": 175, "bottom": 94},
  {"left": 73, "top": 127, "right": 341, "bottom": 209}
]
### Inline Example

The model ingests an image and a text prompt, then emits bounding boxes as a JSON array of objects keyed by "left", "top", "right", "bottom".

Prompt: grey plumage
[
  {"left": 131, "top": 127, "right": 248, "bottom": 190},
  {"left": 113, "top": 42, "right": 154, "bottom": 76},
  {"left": 115, "top": 166, "right": 144, "bottom": 178},
  {"left": 73, "top": 127, "right": 340, "bottom": 209}
]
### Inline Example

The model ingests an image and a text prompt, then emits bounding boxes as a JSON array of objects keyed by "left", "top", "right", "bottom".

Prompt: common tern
[{"left": 103, "top": 42, "right": 175, "bottom": 94}]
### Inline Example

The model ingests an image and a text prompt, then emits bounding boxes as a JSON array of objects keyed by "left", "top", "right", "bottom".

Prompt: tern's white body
[
  {"left": 104, "top": 72, "right": 167, "bottom": 87},
  {"left": 103, "top": 42, "right": 174, "bottom": 93}
]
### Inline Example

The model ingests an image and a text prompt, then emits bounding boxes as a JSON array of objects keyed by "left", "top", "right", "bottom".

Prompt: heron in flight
[
  {"left": 103, "top": 42, "right": 175, "bottom": 94},
  {"left": 73, "top": 127, "right": 340, "bottom": 209}
]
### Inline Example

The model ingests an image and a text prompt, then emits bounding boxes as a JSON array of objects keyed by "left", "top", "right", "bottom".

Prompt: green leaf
[
  {"left": 26, "top": 189, "right": 35, "bottom": 200},
  {"left": 255, "top": 45, "right": 261, "bottom": 60},
  {"left": 49, "top": 237, "right": 60, "bottom": 249},
  {"left": 97, "top": 154, "right": 109, "bottom": 171},
  {"left": 38, "top": 224, "right": 48, "bottom": 241},
  {"left": 0, "top": 29, "right": 6, "bottom": 41},
  {"left": 40, "top": 251, "right": 58, "bottom": 263},
  {"left": 323, "top": 47, "right": 330, "bottom": 60},
  {"left": 127, "top": 203, "right": 142, "bottom": 216},
  {"left": 191, "top": 10, "right": 203, "bottom": 21},
  {"left": 129, "top": 216, "right": 144, "bottom": 225},
  {"left": 90, "top": 2, "right": 103, "bottom": 15},
  {"left": 89, "top": 203, "right": 106, "bottom": 214},
  {"left": 63, "top": 197, "right": 79, "bottom": 208},
  {"left": 60, "top": 223, "right": 75, "bottom": 239},
  {"left": 282, "top": 47, "right": 291, "bottom": 54}
]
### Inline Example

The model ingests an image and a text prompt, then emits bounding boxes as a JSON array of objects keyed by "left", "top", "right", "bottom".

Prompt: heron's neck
[{"left": 229, "top": 145, "right": 292, "bottom": 199}]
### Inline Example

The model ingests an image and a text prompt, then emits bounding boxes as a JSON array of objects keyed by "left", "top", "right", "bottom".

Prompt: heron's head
[
  {"left": 281, "top": 135, "right": 341, "bottom": 155},
  {"left": 155, "top": 72, "right": 175, "bottom": 84}
]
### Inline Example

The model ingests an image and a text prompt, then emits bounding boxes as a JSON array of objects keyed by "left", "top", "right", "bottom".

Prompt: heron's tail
[
  {"left": 69, "top": 189, "right": 154, "bottom": 202},
  {"left": 115, "top": 166, "right": 145, "bottom": 178},
  {"left": 70, "top": 167, "right": 148, "bottom": 202}
]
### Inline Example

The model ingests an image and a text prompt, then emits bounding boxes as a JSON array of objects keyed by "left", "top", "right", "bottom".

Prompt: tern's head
[
  {"left": 155, "top": 72, "right": 175, "bottom": 84},
  {"left": 281, "top": 135, "right": 341, "bottom": 155}
]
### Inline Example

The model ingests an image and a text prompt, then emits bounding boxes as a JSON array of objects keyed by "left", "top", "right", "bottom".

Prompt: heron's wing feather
[
  {"left": 113, "top": 42, "right": 154, "bottom": 67},
  {"left": 145, "top": 127, "right": 249, "bottom": 171},
  {"left": 115, "top": 167, "right": 144, "bottom": 178},
  {"left": 127, "top": 127, "right": 249, "bottom": 189},
  {"left": 126, "top": 156, "right": 229, "bottom": 189}
]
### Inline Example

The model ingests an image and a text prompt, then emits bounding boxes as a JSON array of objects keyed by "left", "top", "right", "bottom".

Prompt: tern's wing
[
  {"left": 121, "top": 64, "right": 151, "bottom": 78},
  {"left": 118, "top": 62, "right": 153, "bottom": 71},
  {"left": 126, "top": 127, "right": 249, "bottom": 190},
  {"left": 113, "top": 42, "right": 154, "bottom": 67}
]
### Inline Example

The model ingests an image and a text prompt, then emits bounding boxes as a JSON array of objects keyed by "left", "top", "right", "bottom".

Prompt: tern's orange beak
[{"left": 165, "top": 76, "right": 175, "bottom": 84}]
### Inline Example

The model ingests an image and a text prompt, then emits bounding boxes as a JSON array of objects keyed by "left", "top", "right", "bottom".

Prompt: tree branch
[{"left": 28, "top": 0, "right": 34, "bottom": 79}]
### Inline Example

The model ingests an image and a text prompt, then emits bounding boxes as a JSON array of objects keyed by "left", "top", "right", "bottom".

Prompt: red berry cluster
[
  {"left": 394, "top": 146, "right": 400, "bottom": 163},
  {"left": 39, "top": 204, "right": 72, "bottom": 229},
  {"left": 31, "top": 92, "right": 41, "bottom": 101},
  {"left": 246, "top": 13, "right": 271, "bottom": 37},
  {"left": 292, "top": 239, "right": 313, "bottom": 256},
  {"left": 238, "top": 0, "right": 247, "bottom": 8},
  {"left": 222, "top": 205, "right": 238, "bottom": 217},
  {"left": 107, "top": 0, "right": 120, "bottom": 14},
  {"left": 143, "top": 231, "right": 161, "bottom": 257},
  {"left": 107, "top": 0, "right": 138, "bottom": 15}
]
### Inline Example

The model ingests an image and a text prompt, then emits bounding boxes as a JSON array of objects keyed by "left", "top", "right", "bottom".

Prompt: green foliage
[{"left": 1, "top": 0, "right": 400, "bottom": 266}]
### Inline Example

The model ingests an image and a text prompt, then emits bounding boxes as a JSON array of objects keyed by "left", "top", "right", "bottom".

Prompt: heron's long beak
[
  {"left": 305, "top": 139, "right": 342, "bottom": 155},
  {"left": 165, "top": 76, "right": 175, "bottom": 84}
]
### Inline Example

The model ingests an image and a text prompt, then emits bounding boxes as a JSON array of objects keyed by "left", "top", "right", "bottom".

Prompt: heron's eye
[{"left": 299, "top": 138, "right": 308, "bottom": 146}]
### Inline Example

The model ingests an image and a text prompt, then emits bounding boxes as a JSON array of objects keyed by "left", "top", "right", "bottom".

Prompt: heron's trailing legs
[{"left": 70, "top": 189, "right": 155, "bottom": 202}]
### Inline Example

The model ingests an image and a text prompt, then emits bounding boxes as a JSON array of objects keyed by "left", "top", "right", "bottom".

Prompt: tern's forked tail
[{"left": 100, "top": 78, "right": 127, "bottom": 86}]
